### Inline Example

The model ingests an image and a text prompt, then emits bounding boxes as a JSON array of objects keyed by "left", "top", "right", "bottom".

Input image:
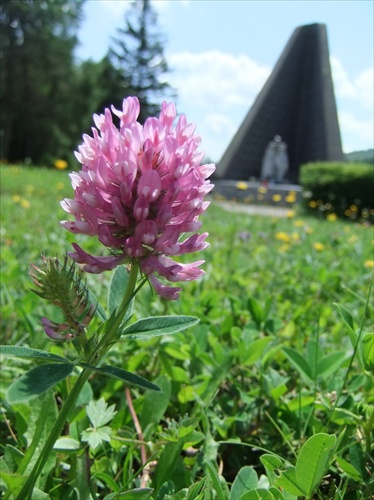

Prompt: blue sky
[{"left": 75, "top": 0, "right": 374, "bottom": 162}]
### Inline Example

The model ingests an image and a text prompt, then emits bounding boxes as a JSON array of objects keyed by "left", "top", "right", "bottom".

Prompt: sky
[{"left": 75, "top": 0, "right": 374, "bottom": 162}]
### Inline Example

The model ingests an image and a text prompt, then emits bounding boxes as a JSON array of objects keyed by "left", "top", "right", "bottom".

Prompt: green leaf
[
  {"left": 247, "top": 296, "right": 264, "bottom": 327},
  {"left": 79, "top": 363, "right": 161, "bottom": 391},
  {"left": 276, "top": 466, "right": 304, "bottom": 496},
  {"left": 86, "top": 398, "right": 117, "bottom": 428},
  {"left": 121, "top": 315, "right": 199, "bottom": 340},
  {"left": 153, "top": 444, "right": 184, "bottom": 493},
  {"left": 260, "top": 454, "right": 283, "bottom": 486},
  {"left": 317, "top": 351, "right": 349, "bottom": 378},
  {"left": 205, "top": 461, "right": 230, "bottom": 500},
  {"left": 239, "top": 489, "right": 278, "bottom": 500},
  {"left": 140, "top": 374, "right": 171, "bottom": 429},
  {"left": 295, "top": 433, "right": 336, "bottom": 496},
  {"left": 18, "top": 391, "right": 58, "bottom": 475},
  {"left": 242, "top": 337, "right": 273, "bottom": 365},
  {"left": 230, "top": 466, "right": 258, "bottom": 499},
  {"left": 335, "top": 456, "right": 362, "bottom": 482},
  {"left": 282, "top": 347, "right": 312, "bottom": 382},
  {"left": 113, "top": 488, "right": 154, "bottom": 499},
  {"left": 361, "top": 332, "right": 374, "bottom": 370},
  {"left": 7, "top": 362, "right": 74, "bottom": 403},
  {"left": 87, "top": 287, "right": 107, "bottom": 321},
  {"left": 53, "top": 437, "right": 81, "bottom": 451},
  {"left": 108, "top": 265, "right": 133, "bottom": 320},
  {"left": 0, "top": 472, "right": 49, "bottom": 499},
  {"left": 94, "top": 472, "right": 120, "bottom": 494},
  {"left": 333, "top": 303, "right": 357, "bottom": 348},
  {"left": 81, "top": 426, "right": 112, "bottom": 449},
  {"left": 0, "top": 345, "right": 68, "bottom": 363}
]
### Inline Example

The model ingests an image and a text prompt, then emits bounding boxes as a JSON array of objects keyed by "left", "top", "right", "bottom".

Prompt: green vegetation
[
  {"left": 1, "top": 165, "right": 373, "bottom": 498},
  {"left": 0, "top": 0, "right": 172, "bottom": 165},
  {"left": 345, "top": 149, "right": 374, "bottom": 165},
  {"left": 300, "top": 162, "right": 374, "bottom": 223}
]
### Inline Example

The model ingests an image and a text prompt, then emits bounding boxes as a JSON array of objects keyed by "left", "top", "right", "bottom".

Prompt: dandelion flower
[
  {"left": 275, "top": 232, "right": 290, "bottom": 243},
  {"left": 61, "top": 97, "right": 215, "bottom": 300},
  {"left": 293, "top": 219, "right": 304, "bottom": 227},
  {"left": 54, "top": 159, "right": 68, "bottom": 170},
  {"left": 272, "top": 194, "right": 282, "bottom": 202},
  {"left": 314, "top": 242, "right": 325, "bottom": 251},
  {"left": 236, "top": 181, "right": 248, "bottom": 190},
  {"left": 285, "top": 194, "right": 296, "bottom": 203},
  {"left": 364, "top": 260, "right": 374, "bottom": 269},
  {"left": 326, "top": 213, "right": 337, "bottom": 221}
]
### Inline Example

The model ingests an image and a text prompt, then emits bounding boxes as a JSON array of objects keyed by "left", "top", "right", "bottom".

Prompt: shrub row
[{"left": 300, "top": 162, "right": 374, "bottom": 223}]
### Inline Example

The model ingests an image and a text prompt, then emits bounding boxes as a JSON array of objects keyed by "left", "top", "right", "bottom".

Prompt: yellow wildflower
[
  {"left": 258, "top": 186, "right": 267, "bottom": 194},
  {"left": 12, "top": 194, "right": 21, "bottom": 203},
  {"left": 55, "top": 182, "right": 65, "bottom": 190},
  {"left": 348, "top": 235, "right": 358, "bottom": 244},
  {"left": 272, "top": 194, "right": 282, "bottom": 202},
  {"left": 236, "top": 181, "right": 248, "bottom": 190},
  {"left": 309, "top": 200, "right": 318, "bottom": 208},
  {"left": 287, "top": 210, "right": 295, "bottom": 218},
  {"left": 326, "top": 213, "right": 337, "bottom": 221},
  {"left": 20, "top": 198, "right": 30, "bottom": 209},
  {"left": 364, "top": 260, "right": 374, "bottom": 269},
  {"left": 314, "top": 242, "right": 325, "bottom": 251},
  {"left": 275, "top": 232, "right": 291, "bottom": 243},
  {"left": 54, "top": 159, "right": 68, "bottom": 170},
  {"left": 293, "top": 219, "right": 304, "bottom": 227},
  {"left": 285, "top": 194, "right": 296, "bottom": 203}
]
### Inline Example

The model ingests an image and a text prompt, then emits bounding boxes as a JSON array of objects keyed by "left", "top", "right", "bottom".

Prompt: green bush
[{"left": 300, "top": 162, "right": 374, "bottom": 222}]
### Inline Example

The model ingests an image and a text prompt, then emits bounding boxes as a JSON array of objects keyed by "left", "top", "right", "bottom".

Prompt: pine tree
[
  {"left": 0, "top": 0, "right": 84, "bottom": 163},
  {"left": 108, "top": 0, "right": 174, "bottom": 123}
]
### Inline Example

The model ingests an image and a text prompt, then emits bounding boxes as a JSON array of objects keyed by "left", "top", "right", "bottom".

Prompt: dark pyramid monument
[{"left": 216, "top": 23, "right": 344, "bottom": 184}]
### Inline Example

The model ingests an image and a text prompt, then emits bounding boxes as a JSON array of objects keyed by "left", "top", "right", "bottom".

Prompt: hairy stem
[{"left": 15, "top": 263, "right": 140, "bottom": 499}]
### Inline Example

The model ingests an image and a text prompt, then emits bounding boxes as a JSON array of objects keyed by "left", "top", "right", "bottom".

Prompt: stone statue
[{"left": 260, "top": 135, "right": 289, "bottom": 183}]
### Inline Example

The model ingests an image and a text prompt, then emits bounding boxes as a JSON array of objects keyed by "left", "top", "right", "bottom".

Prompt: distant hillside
[{"left": 345, "top": 149, "right": 374, "bottom": 164}]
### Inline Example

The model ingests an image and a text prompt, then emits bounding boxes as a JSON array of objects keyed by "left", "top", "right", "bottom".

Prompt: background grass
[{"left": 1, "top": 164, "right": 373, "bottom": 498}]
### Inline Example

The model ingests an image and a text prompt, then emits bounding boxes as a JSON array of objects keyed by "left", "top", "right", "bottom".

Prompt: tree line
[{"left": 0, "top": 0, "right": 174, "bottom": 166}]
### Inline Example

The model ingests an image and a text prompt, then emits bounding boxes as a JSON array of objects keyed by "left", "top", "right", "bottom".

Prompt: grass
[{"left": 1, "top": 164, "right": 373, "bottom": 499}]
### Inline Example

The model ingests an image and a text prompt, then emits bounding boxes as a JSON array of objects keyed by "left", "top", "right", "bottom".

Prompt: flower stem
[
  {"left": 15, "top": 367, "right": 92, "bottom": 499},
  {"left": 15, "top": 263, "right": 140, "bottom": 499}
]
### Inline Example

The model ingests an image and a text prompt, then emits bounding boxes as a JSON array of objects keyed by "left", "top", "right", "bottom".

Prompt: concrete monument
[{"left": 216, "top": 23, "right": 344, "bottom": 184}]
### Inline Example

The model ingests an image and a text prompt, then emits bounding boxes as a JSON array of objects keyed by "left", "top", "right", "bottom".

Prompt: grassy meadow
[{"left": 0, "top": 164, "right": 373, "bottom": 499}]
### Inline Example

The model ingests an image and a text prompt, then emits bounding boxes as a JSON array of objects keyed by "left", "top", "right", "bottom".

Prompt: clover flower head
[{"left": 61, "top": 97, "right": 215, "bottom": 299}]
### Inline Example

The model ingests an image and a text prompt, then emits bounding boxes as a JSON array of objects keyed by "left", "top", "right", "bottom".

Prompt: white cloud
[
  {"left": 355, "top": 68, "right": 374, "bottom": 110},
  {"left": 338, "top": 111, "right": 374, "bottom": 152},
  {"left": 331, "top": 55, "right": 374, "bottom": 110},
  {"left": 166, "top": 50, "right": 270, "bottom": 160},
  {"left": 331, "top": 55, "right": 373, "bottom": 151},
  {"left": 169, "top": 50, "right": 270, "bottom": 111}
]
